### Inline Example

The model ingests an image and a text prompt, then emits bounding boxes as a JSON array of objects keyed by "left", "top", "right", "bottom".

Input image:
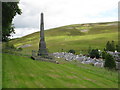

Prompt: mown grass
[{"left": 3, "top": 54, "right": 118, "bottom": 88}]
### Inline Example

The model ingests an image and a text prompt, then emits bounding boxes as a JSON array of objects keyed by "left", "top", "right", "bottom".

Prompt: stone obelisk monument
[{"left": 38, "top": 13, "right": 48, "bottom": 56}]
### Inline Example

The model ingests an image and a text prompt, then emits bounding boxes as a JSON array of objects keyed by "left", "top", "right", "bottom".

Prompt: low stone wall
[{"left": 31, "top": 56, "right": 59, "bottom": 64}]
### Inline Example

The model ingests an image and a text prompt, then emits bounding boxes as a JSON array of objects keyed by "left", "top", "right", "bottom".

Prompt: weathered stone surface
[
  {"left": 116, "top": 61, "right": 120, "bottom": 70},
  {"left": 53, "top": 52, "right": 120, "bottom": 69},
  {"left": 31, "top": 56, "right": 58, "bottom": 64},
  {"left": 53, "top": 52, "right": 104, "bottom": 67},
  {"left": 107, "top": 51, "right": 120, "bottom": 61},
  {"left": 94, "top": 62, "right": 104, "bottom": 68},
  {"left": 19, "top": 44, "right": 32, "bottom": 48},
  {"left": 38, "top": 13, "right": 48, "bottom": 56}
]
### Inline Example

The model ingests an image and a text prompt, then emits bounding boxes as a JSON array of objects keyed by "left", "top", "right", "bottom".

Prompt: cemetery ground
[
  {"left": 3, "top": 54, "right": 118, "bottom": 88},
  {"left": 2, "top": 21, "right": 119, "bottom": 88}
]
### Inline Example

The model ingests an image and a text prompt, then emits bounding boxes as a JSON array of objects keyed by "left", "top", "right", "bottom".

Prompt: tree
[
  {"left": 68, "top": 49, "right": 75, "bottom": 54},
  {"left": 95, "top": 49, "right": 100, "bottom": 59},
  {"left": 106, "top": 41, "right": 111, "bottom": 51},
  {"left": 105, "top": 41, "right": 116, "bottom": 52},
  {"left": 89, "top": 49, "right": 95, "bottom": 58},
  {"left": 106, "top": 41, "right": 116, "bottom": 52},
  {"left": 104, "top": 53, "right": 116, "bottom": 69},
  {"left": 89, "top": 49, "right": 100, "bottom": 59},
  {"left": 116, "top": 45, "right": 120, "bottom": 52},
  {"left": 2, "top": 2, "right": 22, "bottom": 42},
  {"left": 102, "top": 51, "right": 106, "bottom": 59},
  {"left": 111, "top": 40, "right": 115, "bottom": 52}
]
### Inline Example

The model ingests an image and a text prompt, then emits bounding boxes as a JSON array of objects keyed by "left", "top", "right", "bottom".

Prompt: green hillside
[
  {"left": 3, "top": 54, "right": 118, "bottom": 88},
  {"left": 2, "top": 21, "right": 119, "bottom": 88},
  {"left": 9, "top": 21, "right": 118, "bottom": 54}
]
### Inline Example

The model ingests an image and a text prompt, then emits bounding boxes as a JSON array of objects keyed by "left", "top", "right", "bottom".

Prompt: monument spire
[{"left": 38, "top": 13, "right": 48, "bottom": 56}]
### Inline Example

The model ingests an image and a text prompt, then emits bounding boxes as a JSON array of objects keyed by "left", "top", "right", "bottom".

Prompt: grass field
[
  {"left": 2, "top": 21, "right": 119, "bottom": 88},
  {"left": 8, "top": 21, "right": 118, "bottom": 55},
  {"left": 3, "top": 54, "right": 118, "bottom": 88}
]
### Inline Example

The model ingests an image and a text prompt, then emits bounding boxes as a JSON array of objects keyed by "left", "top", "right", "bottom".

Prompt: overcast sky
[{"left": 11, "top": 0, "right": 119, "bottom": 38}]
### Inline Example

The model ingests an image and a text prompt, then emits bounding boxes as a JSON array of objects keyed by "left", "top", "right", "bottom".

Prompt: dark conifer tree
[
  {"left": 104, "top": 53, "right": 116, "bottom": 69},
  {"left": 116, "top": 45, "right": 120, "bottom": 52},
  {"left": 106, "top": 41, "right": 110, "bottom": 51},
  {"left": 111, "top": 40, "right": 115, "bottom": 52}
]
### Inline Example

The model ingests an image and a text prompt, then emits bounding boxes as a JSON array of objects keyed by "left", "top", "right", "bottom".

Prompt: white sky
[{"left": 11, "top": 0, "right": 119, "bottom": 38}]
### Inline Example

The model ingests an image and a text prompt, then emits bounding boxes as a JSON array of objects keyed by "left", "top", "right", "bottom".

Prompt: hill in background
[{"left": 9, "top": 21, "right": 118, "bottom": 54}]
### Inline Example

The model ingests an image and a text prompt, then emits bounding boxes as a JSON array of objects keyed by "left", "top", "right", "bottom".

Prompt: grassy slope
[
  {"left": 9, "top": 21, "right": 118, "bottom": 54},
  {"left": 3, "top": 54, "right": 118, "bottom": 88}
]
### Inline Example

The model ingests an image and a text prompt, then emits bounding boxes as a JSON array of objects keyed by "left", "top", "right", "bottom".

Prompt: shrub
[
  {"left": 17, "top": 47, "right": 22, "bottom": 51},
  {"left": 4, "top": 42, "right": 16, "bottom": 50},
  {"left": 68, "top": 49, "right": 75, "bottom": 54},
  {"left": 106, "top": 41, "right": 115, "bottom": 52},
  {"left": 116, "top": 45, "right": 120, "bottom": 52},
  {"left": 102, "top": 51, "right": 106, "bottom": 59},
  {"left": 111, "top": 41, "right": 115, "bottom": 52},
  {"left": 104, "top": 53, "right": 116, "bottom": 69},
  {"left": 89, "top": 49, "right": 100, "bottom": 59}
]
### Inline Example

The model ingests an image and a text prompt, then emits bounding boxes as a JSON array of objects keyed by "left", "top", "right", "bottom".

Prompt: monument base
[
  {"left": 31, "top": 50, "right": 59, "bottom": 63},
  {"left": 31, "top": 55, "right": 59, "bottom": 64},
  {"left": 38, "top": 48, "right": 48, "bottom": 56}
]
